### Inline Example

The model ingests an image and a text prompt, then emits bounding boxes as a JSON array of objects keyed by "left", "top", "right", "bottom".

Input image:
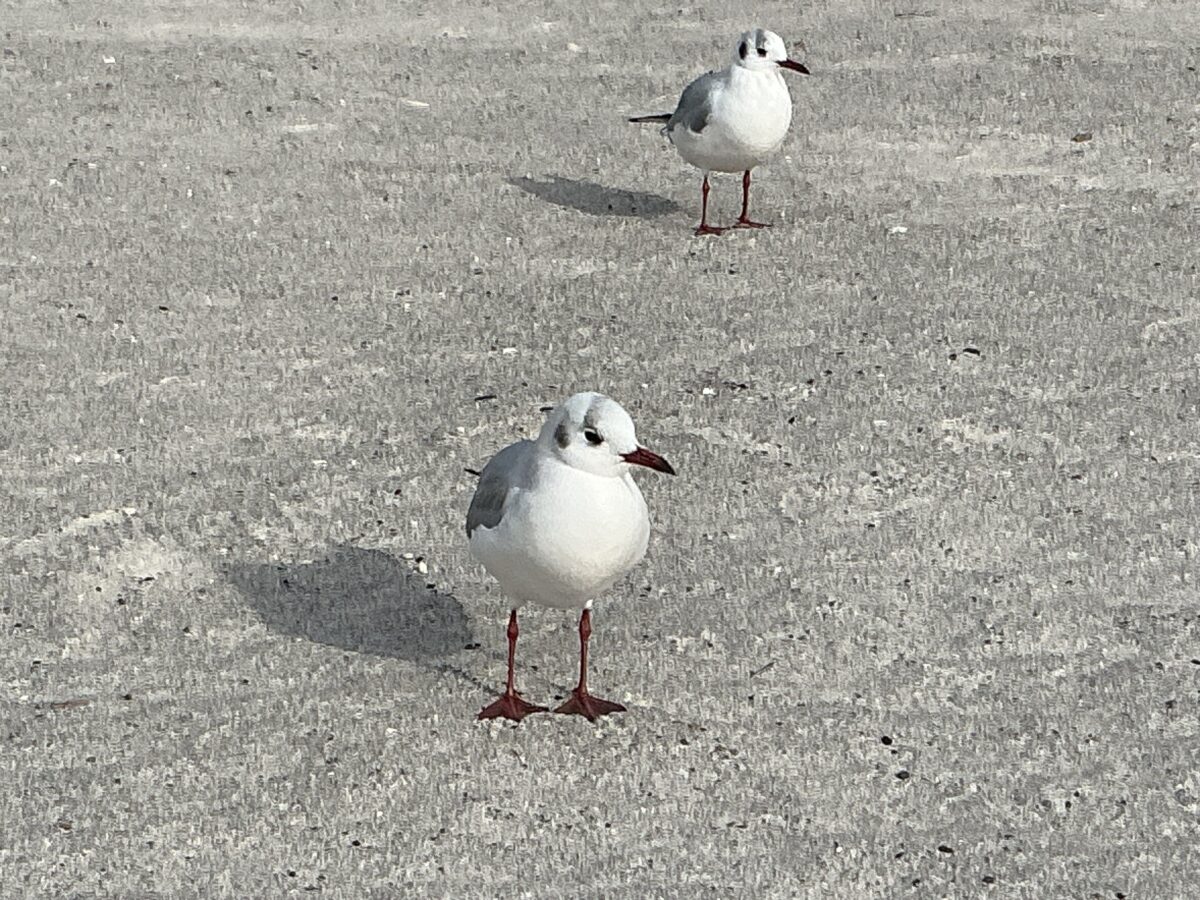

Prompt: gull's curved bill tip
[
  {"left": 779, "top": 59, "right": 810, "bottom": 74},
  {"left": 622, "top": 447, "right": 677, "bottom": 475}
]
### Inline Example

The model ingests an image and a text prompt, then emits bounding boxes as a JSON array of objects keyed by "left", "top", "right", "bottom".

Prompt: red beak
[
  {"left": 621, "top": 446, "right": 676, "bottom": 475},
  {"left": 778, "top": 59, "right": 811, "bottom": 74}
]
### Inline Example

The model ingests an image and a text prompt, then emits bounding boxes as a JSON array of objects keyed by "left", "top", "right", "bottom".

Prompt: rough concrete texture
[{"left": 2, "top": 0, "right": 1198, "bottom": 896}]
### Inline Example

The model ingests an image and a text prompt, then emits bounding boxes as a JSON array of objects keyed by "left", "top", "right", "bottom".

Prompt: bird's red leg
[
  {"left": 734, "top": 169, "right": 771, "bottom": 229},
  {"left": 694, "top": 174, "right": 727, "bottom": 236},
  {"left": 478, "top": 609, "right": 548, "bottom": 721},
  {"left": 555, "top": 609, "right": 627, "bottom": 721}
]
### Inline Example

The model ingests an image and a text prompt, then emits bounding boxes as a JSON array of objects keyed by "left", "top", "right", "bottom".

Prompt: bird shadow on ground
[
  {"left": 226, "top": 545, "right": 473, "bottom": 664},
  {"left": 507, "top": 175, "right": 679, "bottom": 217}
]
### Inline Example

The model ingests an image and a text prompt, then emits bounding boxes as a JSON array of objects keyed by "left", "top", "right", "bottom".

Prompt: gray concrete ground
[{"left": 2, "top": 0, "right": 1198, "bottom": 896}]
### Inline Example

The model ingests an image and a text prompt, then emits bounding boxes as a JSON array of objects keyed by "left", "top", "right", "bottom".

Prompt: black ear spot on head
[
  {"left": 554, "top": 419, "right": 571, "bottom": 449},
  {"left": 738, "top": 41, "right": 748, "bottom": 60}
]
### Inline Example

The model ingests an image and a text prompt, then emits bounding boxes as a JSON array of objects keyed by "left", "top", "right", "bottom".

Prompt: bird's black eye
[
  {"left": 757, "top": 47, "right": 767, "bottom": 57},
  {"left": 583, "top": 428, "right": 603, "bottom": 446}
]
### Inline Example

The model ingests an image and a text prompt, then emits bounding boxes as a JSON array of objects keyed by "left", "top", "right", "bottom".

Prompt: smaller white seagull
[
  {"left": 467, "top": 392, "right": 675, "bottom": 722},
  {"left": 631, "top": 28, "right": 810, "bottom": 236}
]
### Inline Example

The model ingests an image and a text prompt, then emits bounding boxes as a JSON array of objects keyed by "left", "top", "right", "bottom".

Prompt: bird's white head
[
  {"left": 733, "top": 28, "right": 810, "bottom": 76},
  {"left": 538, "top": 392, "right": 676, "bottom": 478}
]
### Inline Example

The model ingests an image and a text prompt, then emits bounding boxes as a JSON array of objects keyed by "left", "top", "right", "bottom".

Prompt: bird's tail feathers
[{"left": 628, "top": 113, "right": 671, "bottom": 124}]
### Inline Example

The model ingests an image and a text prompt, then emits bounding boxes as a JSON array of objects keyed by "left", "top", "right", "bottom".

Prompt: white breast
[
  {"left": 469, "top": 462, "right": 651, "bottom": 610},
  {"left": 671, "top": 68, "right": 793, "bottom": 174}
]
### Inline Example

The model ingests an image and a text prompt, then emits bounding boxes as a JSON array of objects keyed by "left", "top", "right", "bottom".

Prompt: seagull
[
  {"left": 466, "top": 392, "right": 676, "bottom": 722},
  {"left": 630, "top": 28, "right": 810, "bottom": 236}
]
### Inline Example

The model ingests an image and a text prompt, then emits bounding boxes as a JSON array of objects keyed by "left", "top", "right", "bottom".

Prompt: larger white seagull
[
  {"left": 467, "top": 393, "right": 675, "bottom": 722},
  {"left": 631, "top": 28, "right": 810, "bottom": 235}
]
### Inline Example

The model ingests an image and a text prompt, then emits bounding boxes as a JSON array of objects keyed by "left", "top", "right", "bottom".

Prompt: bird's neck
[{"left": 730, "top": 65, "right": 789, "bottom": 100}]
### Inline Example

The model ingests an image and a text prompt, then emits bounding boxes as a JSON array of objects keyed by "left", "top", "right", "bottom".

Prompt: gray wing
[
  {"left": 465, "top": 440, "right": 531, "bottom": 537},
  {"left": 667, "top": 71, "right": 720, "bottom": 135}
]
